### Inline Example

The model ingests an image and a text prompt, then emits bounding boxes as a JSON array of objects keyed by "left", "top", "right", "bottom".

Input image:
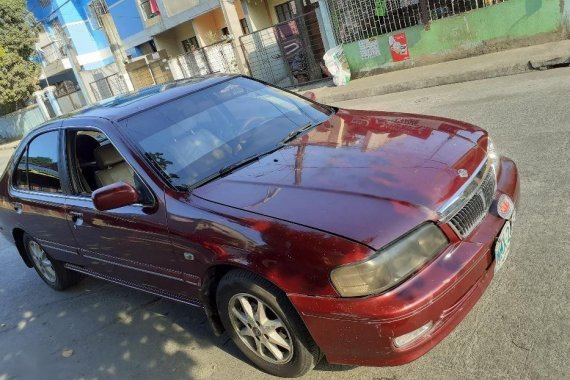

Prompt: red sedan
[{"left": 0, "top": 75, "right": 519, "bottom": 377}]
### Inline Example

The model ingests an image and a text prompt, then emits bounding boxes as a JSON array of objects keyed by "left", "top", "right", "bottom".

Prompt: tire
[
  {"left": 23, "top": 234, "right": 81, "bottom": 291},
  {"left": 217, "top": 269, "right": 321, "bottom": 378}
]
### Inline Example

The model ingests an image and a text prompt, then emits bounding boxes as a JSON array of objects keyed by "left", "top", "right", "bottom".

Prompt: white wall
[
  {"left": 155, "top": 20, "right": 198, "bottom": 57},
  {"left": 163, "top": 0, "right": 201, "bottom": 17},
  {"left": 193, "top": 8, "right": 227, "bottom": 46}
]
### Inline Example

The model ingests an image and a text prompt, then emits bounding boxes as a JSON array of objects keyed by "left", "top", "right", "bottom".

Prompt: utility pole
[
  {"left": 62, "top": 35, "right": 94, "bottom": 104},
  {"left": 35, "top": 1, "right": 94, "bottom": 104},
  {"left": 219, "top": 0, "right": 249, "bottom": 75},
  {"left": 97, "top": 2, "right": 135, "bottom": 92}
]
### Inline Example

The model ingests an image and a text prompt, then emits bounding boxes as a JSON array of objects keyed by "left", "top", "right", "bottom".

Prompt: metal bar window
[
  {"left": 240, "top": 18, "right": 250, "bottom": 35},
  {"left": 89, "top": 0, "right": 109, "bottom": 29},
  {"left": 182, "top": 36, "right": 199, "bottom": 53},
  {"left": 327, "top": 0, "right": 508, "bottom": 44},
  {"left": 40, "top": 41, "right": 67, "bottom": 64},
  {"left": 275, "top": 1, "right": 296, "bottom": 23}
]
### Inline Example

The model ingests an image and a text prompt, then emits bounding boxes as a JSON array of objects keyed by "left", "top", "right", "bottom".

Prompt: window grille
[
  {"left": 327, "top": 0, "right": 508, "bottom": 44},
  {"left": 275, "top": 1, "right": 297, "bottom": 23},
  {"left": 89, "top": 0, "right": 109, "bottom": 29},
  {"left": 49, "top": 18, "right": 67, "bottom": 44},
  {"left": 240, "top": 18, "right": 250, "bottom": 35},
  {"left": 182, "top": 37, "right": 200, "bottom": 53}
]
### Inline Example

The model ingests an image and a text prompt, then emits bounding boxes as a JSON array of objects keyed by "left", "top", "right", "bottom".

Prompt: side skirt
[{"left": 64, "top": 263, "right": 204, "bottom": 309}]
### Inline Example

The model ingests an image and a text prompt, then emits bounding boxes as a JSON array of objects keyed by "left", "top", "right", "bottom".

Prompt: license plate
[{"left": 494, "top": 221, "right": 512, "bottom": 273}]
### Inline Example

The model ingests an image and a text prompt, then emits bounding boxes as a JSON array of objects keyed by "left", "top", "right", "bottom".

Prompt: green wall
[{"left": 343, "top": 0, "right": 562, "bottom": 75}]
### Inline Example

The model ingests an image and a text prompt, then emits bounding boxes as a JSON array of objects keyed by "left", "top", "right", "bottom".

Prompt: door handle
[
  {"left": 69, "top": 211, "right": 84, "bottom": 227},
  {"left": 13, "top": 202, "right": 23, "bottom": 214}
]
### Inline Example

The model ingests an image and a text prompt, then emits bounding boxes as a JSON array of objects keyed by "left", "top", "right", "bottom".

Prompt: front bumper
[{"left": 288, "top": 157, "right": 520, "bottom": 367}]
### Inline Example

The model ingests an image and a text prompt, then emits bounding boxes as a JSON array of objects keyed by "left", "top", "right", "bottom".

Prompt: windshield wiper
[
  {"left": 280, "top": 122, "right": 314, "bottom": 145},
  {"left": 189, "top": 123, "right": 315, "bottom": 190},
  {"left": 218, "top": 154, "right": 262, "bottom": 177},
  {"left": 191, "top": 147, "right": 282, "bottom": 190}
]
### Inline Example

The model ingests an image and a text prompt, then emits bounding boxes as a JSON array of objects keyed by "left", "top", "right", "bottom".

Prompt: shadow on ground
[
  {"left": 0, "top": 257, "right": 240, "bottom": 379},
  {"left": 0, "top": 241, "right": 356, "bottom": 379}
]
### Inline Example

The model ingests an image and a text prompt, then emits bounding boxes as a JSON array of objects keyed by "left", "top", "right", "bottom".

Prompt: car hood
[{"left": 193, "top": 109, "right": 488, "bottom": 250}]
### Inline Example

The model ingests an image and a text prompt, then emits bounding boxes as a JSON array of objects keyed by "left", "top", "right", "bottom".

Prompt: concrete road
[{"left": 1, "top": 68, "right": 569, "bottom": 380}]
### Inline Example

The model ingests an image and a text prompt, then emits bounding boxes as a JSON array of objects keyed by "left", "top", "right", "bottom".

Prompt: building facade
[
  {"left": 28, "top": 0, "right": 127, "bottom": 107},
  {"left": 325, "top": 0, "right": 567, "bottom": 78},
  {"left": 28, "top": 0, "right": 335, "bottom": 105}
]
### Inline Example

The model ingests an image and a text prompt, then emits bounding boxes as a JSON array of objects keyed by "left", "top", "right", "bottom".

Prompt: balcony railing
[{"left": 40, "top": 42, "right": 67, "bottom": 65}]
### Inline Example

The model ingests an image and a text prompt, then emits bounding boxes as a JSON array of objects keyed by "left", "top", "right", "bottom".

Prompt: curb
[{"left": 317, "top": 61, "right": 533, "bottom": 104}]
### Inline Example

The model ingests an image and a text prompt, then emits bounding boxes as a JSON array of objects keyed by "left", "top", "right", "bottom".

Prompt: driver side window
[{"left": 67, "top": 130, "right": 153, "bottom": 204}]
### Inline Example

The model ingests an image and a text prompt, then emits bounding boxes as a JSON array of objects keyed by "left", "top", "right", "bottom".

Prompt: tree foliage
[{"left": 0, "top": 0, "right": 39, "bottom": 115}]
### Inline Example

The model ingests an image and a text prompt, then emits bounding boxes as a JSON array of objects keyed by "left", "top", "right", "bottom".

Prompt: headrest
[
  {"left": 94, "top": 144, "right": 124, "bottom": 169},
  {"left": 75, "top": 134, "right": 100, "bottom": 162}
]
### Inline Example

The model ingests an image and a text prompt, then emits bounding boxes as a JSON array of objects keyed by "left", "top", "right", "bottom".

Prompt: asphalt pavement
[{"left": 1, "top": 67, "right": 569, "bottom": 380}]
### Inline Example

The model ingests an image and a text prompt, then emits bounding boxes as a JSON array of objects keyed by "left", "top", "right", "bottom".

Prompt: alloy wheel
[
  {"left": 28, "top": 240, "right": 57, "bottom": 284},
  {"left": 228, "top": 293, "right": 294, "bottom": 364}
]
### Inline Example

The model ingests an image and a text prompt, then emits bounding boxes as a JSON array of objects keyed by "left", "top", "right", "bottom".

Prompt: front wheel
[
  {"left": 24, "top": 234, "right": 80, "bottom": 290},
  {"left": 217, "top": 270, "right": 321, "bottom": 378}
]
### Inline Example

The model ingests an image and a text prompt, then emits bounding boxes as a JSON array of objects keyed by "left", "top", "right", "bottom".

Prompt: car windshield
[{"left": 119, "top": 77, "right": 332, "bottom": 190}]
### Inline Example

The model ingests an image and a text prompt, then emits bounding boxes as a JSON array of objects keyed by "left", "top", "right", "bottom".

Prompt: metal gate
[
  {"left": 239, "top": 9, "right": 328, "bottom": 88},
  {"left": 168, "top": 40, "right": 240, "bottom": 80},
  {"left": 89, "top": 73, "right": 129, "bottom": 101}
]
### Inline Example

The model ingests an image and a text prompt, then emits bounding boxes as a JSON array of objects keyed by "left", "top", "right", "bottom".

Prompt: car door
[
  {"left": 61, "top": 122, "right": 193, "bottom": 298},
  {"left": 9, "top": 128, "right": 81, "bottom": 263}
]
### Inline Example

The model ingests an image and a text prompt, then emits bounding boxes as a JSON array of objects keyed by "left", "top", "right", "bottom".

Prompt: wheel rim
[
  {"left": 28, "top": 240, "right": 56, "bottom": 284},
  {"left": 228, "top": 293, "right": 294, "bottom": 365}
]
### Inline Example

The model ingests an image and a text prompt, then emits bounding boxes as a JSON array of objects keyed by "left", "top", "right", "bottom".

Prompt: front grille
[{"left": 449, "top": 169, "right": 496, "bottom": 238}]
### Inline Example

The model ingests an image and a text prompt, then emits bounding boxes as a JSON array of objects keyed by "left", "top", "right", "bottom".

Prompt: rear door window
[{"left": 26, "top": 131, "right": 62, "bottom": 193}]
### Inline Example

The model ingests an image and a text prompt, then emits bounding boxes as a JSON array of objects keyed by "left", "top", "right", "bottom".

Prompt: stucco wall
[
  {"left": 244, "top": 0, "right": 273, "bottom": 31},
  {"left": 28, "top": 0, "right": 114, "bottom": 70},
  {"left": 107, "top": 0, "right": 145, "bottom": 41},
  {"left": 235, "top": 0, "right": 246, "bottom": 20},
  {"left": 342, "top": 0, "right": 563, "bottom": 76},
  {"left": 193, "top": 8, "right": 228, "bottom": 46},
  {"left": 242, "top": 0, "right": 289, "bottom": 31},
  {"left": 154, "top": 21, "right": 197, "bottom": 57},
  {"left": 164, "top": 0, "right": 199, "bottom": 16},
  {"left": 154, "top": 29, "right": 183, "bottom": 57}
]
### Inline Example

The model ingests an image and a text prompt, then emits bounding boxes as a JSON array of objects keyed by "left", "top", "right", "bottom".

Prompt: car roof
[{"left": 60, "top": 74, "right": 238, "bottom": 123}]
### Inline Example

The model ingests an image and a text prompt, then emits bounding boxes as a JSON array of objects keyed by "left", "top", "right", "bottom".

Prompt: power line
[{"left": 34, "top": 0, "right": 72, "bottom": 26}]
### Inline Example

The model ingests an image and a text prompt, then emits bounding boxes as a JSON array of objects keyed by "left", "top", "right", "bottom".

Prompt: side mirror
[
  {"left": 92, "top": 182, "right": 140, "bottom": 211},
  {"left": 303, "top": 91, "right": 317, "bottom": 101}
]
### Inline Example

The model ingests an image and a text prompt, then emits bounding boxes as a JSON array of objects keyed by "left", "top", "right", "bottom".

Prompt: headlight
[
  {"left": 487, "top": 137, "right": 500, "bottom": 177},
  {"left": 330, "top": 224, "right": 448, "bottom": 297}
]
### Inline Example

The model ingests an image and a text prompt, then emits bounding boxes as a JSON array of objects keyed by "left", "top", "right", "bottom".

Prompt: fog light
[
  {"left": 497, "top": 194, "right": 515, "bottom": 220},
  {"left": 393, "top": 322, "right": 433, "bottom": 348}
]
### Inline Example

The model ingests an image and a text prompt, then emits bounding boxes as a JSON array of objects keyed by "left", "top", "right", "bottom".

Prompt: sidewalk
[
  {"left": 311, "top": 40, "right": 570, "bottom": 104},
  {"left": 0, "top": 140, "right": 20, "bottom": 151}
]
